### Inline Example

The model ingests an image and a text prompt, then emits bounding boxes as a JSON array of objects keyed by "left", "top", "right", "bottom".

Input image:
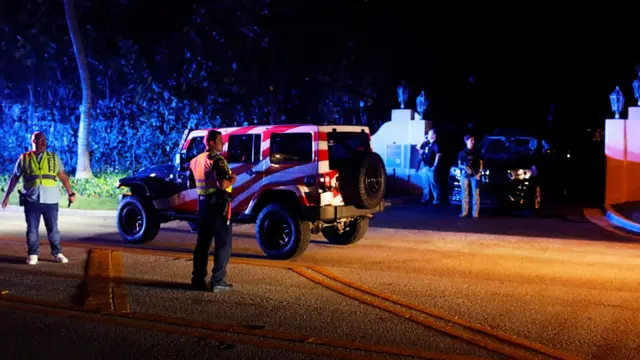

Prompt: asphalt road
[{"left": 1, "top": 203, "right": 639, "bottom": 360}]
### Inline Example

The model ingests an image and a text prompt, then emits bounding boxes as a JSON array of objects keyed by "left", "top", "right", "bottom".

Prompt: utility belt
[{"left": 200, "top": 190, "right": 233, "bottom": 222}]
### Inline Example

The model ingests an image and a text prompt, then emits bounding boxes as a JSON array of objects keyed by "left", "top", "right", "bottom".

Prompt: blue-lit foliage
[{"left": 0, "top": 0, "right": 382, "bottom": 175}]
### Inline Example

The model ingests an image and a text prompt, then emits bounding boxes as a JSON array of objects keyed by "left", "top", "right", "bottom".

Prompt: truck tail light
[{"left": 319, "top": 170, "right": 338, "bottom": 191}]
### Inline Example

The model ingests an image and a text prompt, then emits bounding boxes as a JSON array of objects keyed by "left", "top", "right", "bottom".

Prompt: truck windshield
[{"left": 482, "top": 136, "right": 538, "bottom": 158}]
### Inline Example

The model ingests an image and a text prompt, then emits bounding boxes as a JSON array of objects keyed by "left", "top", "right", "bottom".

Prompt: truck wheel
[
  {"left": 256, "top": 204, "right": 311, "bottom": 260},
  {"left": 322, "top": 217, "right": 369, "bottom": 245},
  {"left": 339, "top": 152, "right": 387, "bottom": 209},
  {"left": 116, "top": 195, "right": 160, "bottom": 243}
]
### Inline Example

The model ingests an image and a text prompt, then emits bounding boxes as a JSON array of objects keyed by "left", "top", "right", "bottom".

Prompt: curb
[
  {"left": 604, "top": 205, "right": 640, "bottom": 235},
  {"left": 1, "top": 205, "right": 116, "bottom": 217},
  {"left": 582, "top": 208, "right": 640, "bottom": 239}
]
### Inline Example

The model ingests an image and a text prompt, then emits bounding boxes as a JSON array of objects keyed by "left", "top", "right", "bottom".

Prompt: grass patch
[
  {"left": 0, "top": 172, "right": 127, "bottom": 211},
  {"left": 0, "top": 191, "right": 119, "bottom": 211}
]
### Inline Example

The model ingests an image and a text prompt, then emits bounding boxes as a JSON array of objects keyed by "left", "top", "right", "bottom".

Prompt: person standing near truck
[
  {"left": 1, "top": 132, "right": 75, "bottom": 265},
  {"left": 189, "top": 129, "right": 237, "bottom": 292},
  {"left": 458, "top": 134, "right": 482, "bottom": 218},
  {"left": 416, "top": 128, "right": 442, "bottom": 205}
]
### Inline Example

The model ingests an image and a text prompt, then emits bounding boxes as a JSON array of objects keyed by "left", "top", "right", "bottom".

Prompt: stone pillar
[
  {"left": 605, "top": 107, "right": 640, "bottom": 205},
  {"left": 605, "top": 117, "right": 627, "bottom": 205},
  {"left": 370, "top": 109, "right": 430, "bottom": 197},
  {"left": 626, "top": 108, "right": 640, "bottom": 202}
]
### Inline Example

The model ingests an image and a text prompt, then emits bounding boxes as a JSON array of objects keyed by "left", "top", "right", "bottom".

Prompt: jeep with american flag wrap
[{"left": 115, "top": 124, "right": 387, "bottom": 259}]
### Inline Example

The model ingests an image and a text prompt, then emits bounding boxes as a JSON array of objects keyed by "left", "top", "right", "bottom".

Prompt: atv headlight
[{"left": 507, "top": 169, "right": 532, "bottom": 180}]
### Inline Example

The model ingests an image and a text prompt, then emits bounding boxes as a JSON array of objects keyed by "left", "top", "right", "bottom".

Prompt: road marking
[
  {"left": 0, "top": 252, "right": 582, "bottom": 359},
  {"left": 82, "top": 249, "right": 130, "bottom": 313},
  {"left": 83, "top": 249, "right": 113, "bottom": 312},
  {"left": 294, "top": 267, "right": 584, "bottom": 360},
  {"left": 0, "top": 294, "right": 487, "bottom": 360},
  {"left": 0, "top": 239, "right": 590, "bottom": 359},
  {"left": 110, "top": 250, "right": 130, "bottom": 313},
  {"left": 309, "top": 266, "right": 583, "bottom": 360}
]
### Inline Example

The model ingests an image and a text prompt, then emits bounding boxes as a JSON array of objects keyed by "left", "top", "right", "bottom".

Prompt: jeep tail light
[
  {"left": 319, "top": 171, "right": 338, "bottom": 191},
  {"left": 323, "top": 174, "right": 331, "bottom": 188}
]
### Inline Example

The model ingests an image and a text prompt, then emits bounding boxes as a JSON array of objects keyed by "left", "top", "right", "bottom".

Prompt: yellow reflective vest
[
  {"left": 20, "top": 151, "right": 59, "bottom": 191},
  {"left": 189, "top": 151, "right": 233, "bottom": 195}
]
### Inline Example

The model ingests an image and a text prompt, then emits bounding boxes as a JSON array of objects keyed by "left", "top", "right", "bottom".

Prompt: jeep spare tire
[{"left": 339, "top": 152, "right": 386, "bottom": 209}]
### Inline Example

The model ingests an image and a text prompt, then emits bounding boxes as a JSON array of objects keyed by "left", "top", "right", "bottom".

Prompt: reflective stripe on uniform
[
  {"left": 23, "top": 174, "right": 56, "bottom": 182},
  {"left": 21, "top": 151, "right": 58, "bottom": 190},
  {"left": 190, "top": 152, "right": 233, "bottom": 195}
]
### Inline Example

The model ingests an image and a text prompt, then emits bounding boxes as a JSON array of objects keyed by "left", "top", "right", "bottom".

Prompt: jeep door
[
  {"left": 262, "top": 131, "right": 316, "bottom": 200},
  {"left": 226, "top": 133, "right": 263, "bottom": 212}
]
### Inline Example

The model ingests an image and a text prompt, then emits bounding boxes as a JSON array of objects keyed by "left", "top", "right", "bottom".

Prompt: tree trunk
[{"left": 64, "top": 0, "right": 93, "bottom": 179}]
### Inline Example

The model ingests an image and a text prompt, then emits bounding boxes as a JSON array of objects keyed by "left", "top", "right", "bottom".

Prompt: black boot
[{"left": 190, "top": 281, "right": 209, "bottom": 292}]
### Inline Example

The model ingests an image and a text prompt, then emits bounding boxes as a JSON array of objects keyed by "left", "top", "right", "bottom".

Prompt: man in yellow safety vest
[
  {"left": 188, "top": 129, "right": 236, "bottom": 292},
  {"left": 1, "top": 132, "right": 75, "bottom": 265}
]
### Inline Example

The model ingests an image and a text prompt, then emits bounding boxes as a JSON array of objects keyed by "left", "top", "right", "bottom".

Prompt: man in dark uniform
[
  {"left": 189, "top": 130, "right": 237, "bottom": 292},
  {"left": 416, "top": 128, "right": 442, "bottom": 205},
  {"left": 458, "top": 134, "right": 483, "bottom": 218}
]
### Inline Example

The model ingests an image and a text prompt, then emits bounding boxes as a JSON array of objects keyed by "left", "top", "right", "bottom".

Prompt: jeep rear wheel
[
  {"left": 322, "top": 217, "right": 369, "bottom": 245},
  {"left": 340, "top": 152, "right": 387, "bottom": 209},
  {"left": 116, "top": 195, "right": 160, "bottom": 243},
  {"left": 256, "top": 204, "right": 311, "bottom": 260}
]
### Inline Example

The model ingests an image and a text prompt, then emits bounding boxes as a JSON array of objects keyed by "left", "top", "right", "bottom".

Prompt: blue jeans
[
  {"left": 24, "top": 200, "right": 62, "bottom": 256},
  {"left": 461, "top": 177, "right": 480, "bottom": 217},
  {"left": 420, "top": 167, "right": 440, "bottom": 204}
]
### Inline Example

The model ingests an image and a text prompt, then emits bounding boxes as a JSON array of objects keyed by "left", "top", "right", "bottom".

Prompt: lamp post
[
  {"left": 633, "top": 75, "right": 640, "bottom": 106},
  {"left": 610, "top": 86, "right": 625, "bottom": 119},
  {"left": 416, "top": 90, "right": 428, "bottom": 119},
  {"left": 396, "top": 81, "right": 409, "bottom": 109}
]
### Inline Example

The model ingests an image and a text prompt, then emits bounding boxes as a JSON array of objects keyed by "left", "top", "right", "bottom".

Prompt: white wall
[{"left": 371, "top": 109, "right": 431, "bottom": 194}]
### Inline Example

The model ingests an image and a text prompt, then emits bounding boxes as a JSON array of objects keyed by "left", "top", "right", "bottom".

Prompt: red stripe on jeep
[
  {"left": 261, "top": 125, "right": 300, "bottom": 140},
  {"left": 232, "top": 196, "right": 254, "bottom": 213},
  {"left": 318, "top": 149, "right": 329, "bottom": 161},
  {"left": 231, "top": 163, "right": 295, "bottom": 195},
  {"left": 232, "top": 176, "right": 263, "bottom": 198},
  {"left": 221, "top": 127, "right": 253, "bottom": 142},
  {"left": 232, "top": 175, "right": 314, "bottom": 213},
  {"left": 174, "top": 199, "right": 198, "bottom": 213}
]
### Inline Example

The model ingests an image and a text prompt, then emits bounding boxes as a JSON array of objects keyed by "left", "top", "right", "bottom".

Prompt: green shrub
[
  {"left": 69, "top": 172, "right": 130, "bottom": 199},
  {"left": 0, "top": 172, "right": 128, "bottom": 199}
]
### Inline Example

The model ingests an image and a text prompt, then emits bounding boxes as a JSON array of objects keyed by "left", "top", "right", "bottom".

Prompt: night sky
[
  {"left": 311, "top": 3, "right": 634, "bottom": 131},
  {"left": 345, "top": 3, "right": 640, "bottom": 130},
  {"left": 16, "top": 1, "right": 640, "bottom": 132}
]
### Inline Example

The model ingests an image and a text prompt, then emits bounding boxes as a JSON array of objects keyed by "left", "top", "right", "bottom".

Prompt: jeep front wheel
[
  {"left": 322, "top": 217, "right": 369, "bottom": 245},
  {"left": 116, "top": 195, "right": 160, "bottom": 243},
  {"left": 256, "top": 204, "right": 311, "bottom": 260}
]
